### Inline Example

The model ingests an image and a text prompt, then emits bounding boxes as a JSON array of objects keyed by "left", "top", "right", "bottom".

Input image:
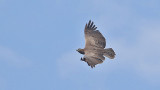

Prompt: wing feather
[
  {"left": 82, "top": 50, "right": 105, "bottom": 68},
  {"left": 84, "top": 20, "right": 106, "bottom": 49},
  {"left": 83, "top": 55, "right": 103, "bottom": 68}
]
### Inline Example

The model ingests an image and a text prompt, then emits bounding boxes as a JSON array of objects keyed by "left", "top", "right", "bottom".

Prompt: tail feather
[{"left": 104, "top": 48, "right": 115, "bottom": 59}]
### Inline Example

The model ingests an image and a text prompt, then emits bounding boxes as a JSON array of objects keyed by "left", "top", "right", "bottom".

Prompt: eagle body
[{"left": 77, "top": 20, "right": 115, "bottom": 68}]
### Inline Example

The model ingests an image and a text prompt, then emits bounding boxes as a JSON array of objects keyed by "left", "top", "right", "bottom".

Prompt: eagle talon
[{"left": 80, "top": 57, "right": 85, "bottom": 61}]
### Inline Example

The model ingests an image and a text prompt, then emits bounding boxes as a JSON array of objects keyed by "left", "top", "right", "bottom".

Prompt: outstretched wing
[
  {"left": 82, "top": 55, "right": 103, "bottom": 68},
  {"left": 82, "top": 50, "right": 105, "bottom": 68},
  {"left": 84, "top": 20, "right": 106, "bottom": 49}
]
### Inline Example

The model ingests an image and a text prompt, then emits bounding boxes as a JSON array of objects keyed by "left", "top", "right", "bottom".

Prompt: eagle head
[{"left": 76, "top": 48, "right": 85, "bottom": 54}]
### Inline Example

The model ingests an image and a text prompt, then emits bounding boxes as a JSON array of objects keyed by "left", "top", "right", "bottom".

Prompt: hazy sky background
[{"left": 0, "top": 0, "right": 160, "bottom": 90}]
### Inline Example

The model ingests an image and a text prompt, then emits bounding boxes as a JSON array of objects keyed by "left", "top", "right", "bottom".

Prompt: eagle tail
[{"left": 104, "top": 48, "right": 115, "bottom": 59}]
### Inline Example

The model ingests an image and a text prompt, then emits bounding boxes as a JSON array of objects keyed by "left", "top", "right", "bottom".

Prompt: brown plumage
[{"left": 77, "top": 20, "right": 116, "bottom": 68}]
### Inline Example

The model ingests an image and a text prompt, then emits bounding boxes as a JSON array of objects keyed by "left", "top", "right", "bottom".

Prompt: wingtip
[
  {"left": 89, "top": 20, "right": 92, "bottom": 24},
  {"left": 94, "top": 27, "right": 97, "bottom": 30},
  {"left": 85, "top": 20, "right": 97, "bottom": 30},
  {"left": 88, "top": 20, "right": 91, "bottom": 25}
]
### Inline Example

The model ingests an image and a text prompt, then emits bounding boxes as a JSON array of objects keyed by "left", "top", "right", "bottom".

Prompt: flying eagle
[{"left": 76, "top": 20, "right": 116, "bottom": 68}]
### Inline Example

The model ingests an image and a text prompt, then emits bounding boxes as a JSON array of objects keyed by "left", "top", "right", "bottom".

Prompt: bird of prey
[{"left": 76, "top": 20, "right": 115, "bottom": 68}]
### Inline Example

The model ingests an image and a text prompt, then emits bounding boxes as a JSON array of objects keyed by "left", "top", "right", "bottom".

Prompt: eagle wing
[
  {"left": 84, "top": 20, "right": 106, "bottom": 49},
  {"left": 82, "top": 56, "right": 103, "bottom": 68},
  {"left": 82, "top": 20, "right": 106, "bottom": 68},
  {"left": 82, "top": 50, "right": 105, "bottom": 68}
]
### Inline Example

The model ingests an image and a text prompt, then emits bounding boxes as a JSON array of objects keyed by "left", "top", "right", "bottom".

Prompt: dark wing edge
[
  {"left": 85, "top": 20, "right": 97, "bottom": 31},
  {"left": 84, "top": 20, "right": 106, "bottom": 48}
]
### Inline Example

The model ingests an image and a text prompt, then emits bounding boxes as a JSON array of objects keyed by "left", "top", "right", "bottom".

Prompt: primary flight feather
[{"left": 77, "top": 20, "right": 116, "bottom": 68}]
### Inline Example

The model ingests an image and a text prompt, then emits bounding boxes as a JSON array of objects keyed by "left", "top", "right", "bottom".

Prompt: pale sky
[{"left": 0, "top": 0, "right": 160, "bottom": 90}]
